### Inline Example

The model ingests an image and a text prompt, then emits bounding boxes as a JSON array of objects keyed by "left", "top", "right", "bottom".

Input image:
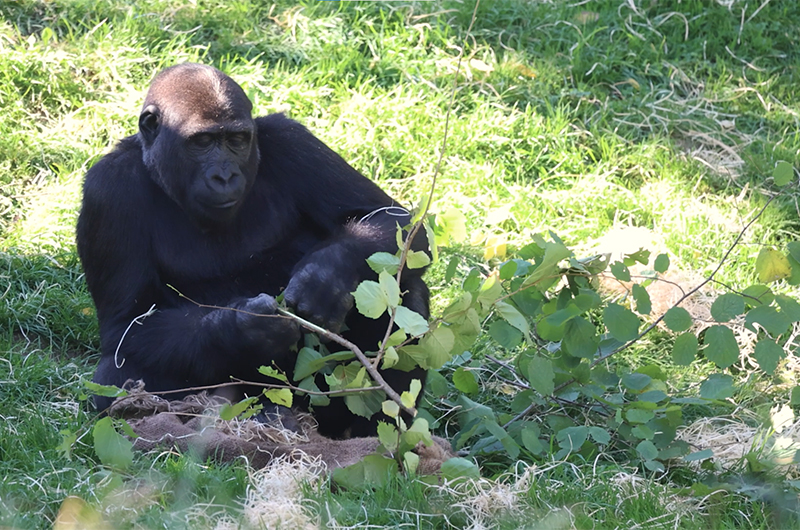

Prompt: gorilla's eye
[
  {"left": 228, "top": 132, "right": 251, "bottom": 150},
  {"left": 190, "top": 133, "right": 215, "bottom": 149}
]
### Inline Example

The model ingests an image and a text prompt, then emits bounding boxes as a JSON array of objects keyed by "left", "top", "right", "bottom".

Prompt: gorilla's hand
[
  {"left": 227, "top": 293, "right": 301, "bottom": 351},
  {"left": 284, "top": 243, "right": 360, "bottom": 334}
]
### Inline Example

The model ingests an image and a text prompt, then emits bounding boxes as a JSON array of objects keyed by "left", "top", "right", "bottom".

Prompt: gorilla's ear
[{"left": 139, "top": 104, "right": 160, "bottom": 145}]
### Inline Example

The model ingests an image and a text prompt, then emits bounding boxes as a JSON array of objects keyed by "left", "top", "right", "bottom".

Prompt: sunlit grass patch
[{"left": 1, "top": 0, "right": 800, "bottom": 528}]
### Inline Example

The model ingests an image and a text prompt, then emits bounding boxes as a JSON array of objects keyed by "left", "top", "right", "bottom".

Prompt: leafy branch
[
  {"left": 168, "top": 286, "right": 417, "bottom": 417},
  {"left": 504, "top": 196, "right": 777, "bottom": 429}
]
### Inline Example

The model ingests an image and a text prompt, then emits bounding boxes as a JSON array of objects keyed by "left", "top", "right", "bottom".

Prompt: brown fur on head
[{"left": 140, "top": 63, "right": 254, "bottom": 140}]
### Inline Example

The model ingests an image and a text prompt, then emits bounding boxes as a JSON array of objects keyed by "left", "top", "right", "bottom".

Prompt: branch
[
  {"left": 376, "top": 0, "right": 481, "bottom": 366},
  {"left": 277, "top": 307, "right": 416, "bottom": 416},
  {"left": 168, "top": 286, "right": 417, "bottom": 417}
]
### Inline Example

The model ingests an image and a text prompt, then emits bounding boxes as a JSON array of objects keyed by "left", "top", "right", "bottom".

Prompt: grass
[{"left": 2, "top": 0, "right": 800, "bottom": 527}]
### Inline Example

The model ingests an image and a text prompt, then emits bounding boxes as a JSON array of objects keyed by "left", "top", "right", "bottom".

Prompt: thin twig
[
  {"left": 110, "top": 378, "right": 382, "bottom": 401},
  {"left": 376, "top": 0, "right": 481, "bottom": 363}
]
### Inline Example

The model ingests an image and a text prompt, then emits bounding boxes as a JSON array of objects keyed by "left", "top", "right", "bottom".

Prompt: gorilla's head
[{"left": 138, "top": 63, "right": 260, "bottom": 226}]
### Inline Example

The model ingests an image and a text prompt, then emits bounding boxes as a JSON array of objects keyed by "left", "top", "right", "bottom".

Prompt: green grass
[{"left": 2, "top": 0, "right": 800, "bottom": 527}]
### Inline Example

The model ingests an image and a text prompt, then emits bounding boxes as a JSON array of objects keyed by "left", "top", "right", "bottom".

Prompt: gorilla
[{"left": 77, "top": 63, "right": 429, "bottom": 438}]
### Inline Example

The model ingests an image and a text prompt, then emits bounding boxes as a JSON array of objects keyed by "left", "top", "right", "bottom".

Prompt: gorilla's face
[{"left": 137, "top": 63, "right": 260, "bottom": 227}]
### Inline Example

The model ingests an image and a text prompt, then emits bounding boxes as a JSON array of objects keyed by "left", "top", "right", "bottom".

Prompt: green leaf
[
  {"left": 84, "top": 381, "right": 128, "bottom": 398},
  {"left": 416, "top": 326, "right": 455, "bottom": 369},
  {"left": 445, "top": 255, "right": 460, "bottom": 282},
  {"left": 603, "top": 303, "right": 640, "bottom": 342},
  {"left": 787, "top": 250, "right": 800, "bottom": 286},
  {"left": 57, "top": 430, "right": 78, "bottom": 459},
  {"left": 626, "top": 409, "right": 655, "bottom": 424},
  {"left": 654, "top": 253, "right": 670, "bottom": 273},
  {"left": 610, "top": 261, "right": 631, "bottom": 281},
  {"left": 525, "top": 356, "right": 555, "bottom": 397},
  {"left": 353, "top": 280, "right": 388, "bottom": 318},
  {"left": 484, "top": 420, "right": 520, "bottom": 459},
  {"left": 407, "top": 250, "right": 431, "bottom": 270},
  {"left": 536, "top": 316, "right": 565, "bottom": 341},
  {"left": 644, "top": 459, "right": 665, "bottom": 472},
  {"left": 791, "top": 386, "right": 800, "bottom": 406},
  {"left": 511, "top": 288, "right": 544, "bottom": 317},
  {"left": 663, "top": 307, "right": 692, "bottom": 332},
  {"left": 756, "top": 248, "right": 791, "bottom": 283},
  {"left": 477, "top": 274, "right": 504, "bottom": 310},
  {"left": 632, "top": 284, "right": 651, "bottom": 315},
  {"left": 753, "top": 339, "right": 784, "bottom": 375},
  {"left": 684, "top": 449, "right": 713, "bottom": 462},
  {"left": 463, "top": 268, "right": 481, "bottom": 292},
  {"left": 381, "top": 346, "right": 399, "bottom": 369},
  {"left": 403, "top": 451, "right": 420, "bottom": 475},
  {"left": 379, "top": 270, "right": 401, "bottom": 308},
  {"left": 573, "top": 290, "right": 602, "bottom": 311},
  {"left": 622, "top": 373, "right": 651, "bottom": 391},
  {"left": 703, "top": 325, "right": 739, "bottom": 369},
  {"left": 367, "top": 252, "right": 401, "bottom": 275},
  {"left": 636, "top": 440, "right": 658, "bottom": 461},
  {"left": 263, "top": 388, "right": 293, "bottom": 408},
  {"left": 557, "top": 426, "right": 588, "bottom": 451},
  {"left": 499, "top": 260, "right": 518, "bottom": 280},
  {"left": 258, "top": 365, "right": 289, "bottom": 383},
  {"left": 219, "top": 396, "right": 259, "bottom": 421},
  {"left": 495, "top": 300, "right": 530, "bottom": 335},
  {"left": 440, "top": 457, "right": 481, "bottom": 481},
  {"left": 710, "top": 293, "right": 745, "bottom": 323},
  {"left": 325, "top": 363, "right": 360, "bottom": 391},
  {"left": 453, "top": 368, "right": 480, "bottom": 394},
  {"left": 672, "top": 332, "right": 698, "bottom": 365},
  {"left": 331, "top": 454, "right": 398, "bottom": 489},
  {"left": 545, "top": 304, "right": 582, "bottom": 327},
  {"left": 394, "top": 305, "right": 429, "bottom": 336},
  {"left": 776, "top": 295, "right": 800, "bottom": 322},
  {"left": 626, "top": 249, "right": 651, "bottom": 265},
  {"left": 773, "top": 160, "right": 794, "bottom": 186},
  {"left": 400, "top": 418, "right": 434, "bottom": 453},
  {"left": 435, "top": 208, "right": 467, "bottom": 245},
  {"left": 293, "top": 347, "right": 323, "bottom": 381},
  {"left": 520, "top": 423, "right": 544, "bottom": 454},
  {"left": 745, "top": 305, "right": 791, "bottom": 336},
  {"left": 699, "top": 373, "right": 734, "bottom": 400},
  {"left": 400, "top": 326, "right": 454, "bottom": 370},
  {"left": 423, "top": 217, "right": 439, "bottom": 264},
  {"left": 632, "top": 425, "right": 655, "bottom": 440},
  {"left": 742, "top": 284, "right": 774, "bottom": 308},
  {"left": 400, "top": 379, "right": 422, "bottom": 410},
  {"left": 588, "top": 426, "right": 611, "bottom": 445},
  {"left": 297, "top": 376, "right": 330, "bottom": 407},
  {"left": 93, "top": 417, "right": 134, "bottom": 471},
  {"left": 489, "top": 320, "right": 523, "bottom": 349},
  {"left": 345, "top": 389, "right": 384, "bottom": 418},
  {"left": 377, "top": 422, "right": 399, "bottom": 452},
  {"left": 382, "top": 400, "right": 400, "bottom": 418},
  {"left": 521, "top": 240, "right": 572, "bottom": 288},
  {"left": 563, "top": 316, "right": 599, "bottom": 358}
]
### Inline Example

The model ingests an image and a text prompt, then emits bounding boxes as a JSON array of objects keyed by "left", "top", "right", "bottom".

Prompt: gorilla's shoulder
[
  {"left": 254, "top": 113, "right": 310, "bottom": 140},
  {"left": 83, "top": 135, "right": 149, "bottom": 202}
]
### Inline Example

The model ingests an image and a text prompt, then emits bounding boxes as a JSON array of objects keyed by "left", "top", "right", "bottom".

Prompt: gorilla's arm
[
  {"left": 77, "top": 140, "right": 298, "bottom": 400},
  {"left": 256, "top": 115, "right": 429, "bottom": 331}
]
